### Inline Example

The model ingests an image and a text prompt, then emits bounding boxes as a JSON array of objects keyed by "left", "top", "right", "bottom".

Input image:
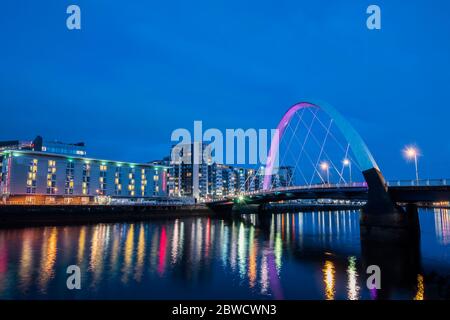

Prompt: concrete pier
[{"left": 360, "top": 168, "right": 420, "bottom": 243}]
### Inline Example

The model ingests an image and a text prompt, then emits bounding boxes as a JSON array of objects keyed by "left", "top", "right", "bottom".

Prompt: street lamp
[
  {"left": 320, "top": 161, "right": 330, "bottom": 184},
  {"left": 343, "top": 158, "right": 352, "bottom": 184},
  {"left": 403, "top": 146, "right": 420, "bottom": 183}
]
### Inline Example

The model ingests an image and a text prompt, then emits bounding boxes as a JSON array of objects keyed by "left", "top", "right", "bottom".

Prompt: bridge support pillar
[{"left": 360, "top": 168, "right": 420, "bottom": 243}]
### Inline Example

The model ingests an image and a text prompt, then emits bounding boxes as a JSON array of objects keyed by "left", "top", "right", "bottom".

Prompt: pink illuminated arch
[{"left": 262, "top": 101, "right": 380, "bottom": 190}]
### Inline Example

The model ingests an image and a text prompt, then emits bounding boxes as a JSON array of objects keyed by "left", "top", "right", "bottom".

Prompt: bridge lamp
[
  {"left": 343, "top": 158, "right": 352, "bottom": 183},
  {"left": 320, "top": 161, "right": 330, "bottom": 184},
  {"left": 403, "top": 146, "right": 420, "bottom": 183}
]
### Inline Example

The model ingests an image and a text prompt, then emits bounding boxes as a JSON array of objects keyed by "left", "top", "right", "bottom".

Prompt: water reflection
[
  {"left": 0, "top": 235, "right": 8, "bottom": 295},
  {"left": 77, "top": 227, "right": 86, "bottom": 265},
  {"left": 414, "top": 274, "right": 424, "bottom": 300},
  {"left": 134, "top": 224, "right": 145, "bottom": 282},
  {"left": 157, "top": 226, "right": 167, "bottom": 277},
  {"left": 323, "top": 260, "right": 336, "bottom": 300},
  {"left": 0, "top": 209, "right": 448, "bottom": 299},
  {"left": 347, "top": 256, "right": 360, "bottom": 300},
  {"left": 38, "top": 228, "right": 57, "bottom": 293},
  {"left": 19, "top": 230, "right": 33, "bottom": 293},
  {"left": 434, "top": 208, "right": 450, "bottom": 245}
]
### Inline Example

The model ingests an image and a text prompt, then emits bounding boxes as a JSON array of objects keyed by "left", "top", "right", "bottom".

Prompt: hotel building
[{"left": 0, "top": 137, "right": 168, "bottom": 205}]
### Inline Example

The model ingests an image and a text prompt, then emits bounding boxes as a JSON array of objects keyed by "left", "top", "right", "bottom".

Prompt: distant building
[
  {"left": 161, "top": 143, "right": 293, "bottom": 201},
  {"left": 168, "top": 142, "right": 211, "bottom": 200},
  {"left": 0, "top": 135, "right": 86, "bottom": 156},
  {"left": 278, "top": 166, "right": 294, "bottom": 187},
  {"left": 0, "top": 139, "right": 168, "bottom": 205}
]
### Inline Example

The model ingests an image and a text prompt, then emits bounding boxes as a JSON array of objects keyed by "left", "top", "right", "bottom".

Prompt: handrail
[
  {"left": 386, "top": 179, "right": 449, "bottom": 187},
  {"left": 206, "top": 179, "right": 450, "bottom": 203}
]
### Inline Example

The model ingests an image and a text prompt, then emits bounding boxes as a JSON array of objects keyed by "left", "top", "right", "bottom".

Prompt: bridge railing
[
  {"left": 386, "top": 179, "right": 449, "bottom": 187},
  {"left": 238, "top": 182, "right": 368, "bottom": 197},
  {"left": 206, "top": 179, "right": 450, "bottom": 203}
]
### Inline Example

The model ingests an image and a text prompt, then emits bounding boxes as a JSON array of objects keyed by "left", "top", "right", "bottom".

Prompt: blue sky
[{"left": 1, "top": 0, "right": 449, "bottom": 179}]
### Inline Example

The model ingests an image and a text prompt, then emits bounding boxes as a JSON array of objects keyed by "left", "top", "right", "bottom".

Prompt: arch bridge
[{"left": 208, "top": 101, "right": 450, "bottom": 242}]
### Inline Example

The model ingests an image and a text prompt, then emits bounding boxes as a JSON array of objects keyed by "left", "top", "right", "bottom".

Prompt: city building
[
  {"left": 276, "top": 166, "right": 294, "bottom": 188},
  {"left": 0, "top": 144, "right": 168, "bottom": 205},
  {"left": 0, "top": 135, "right": 86, "bottom": 156},
  {"left": 169, "top": 142, "right": 211, "bottom": 200},
  {"left": 154, "top": 143, "right": 294, "bottom": 201}
]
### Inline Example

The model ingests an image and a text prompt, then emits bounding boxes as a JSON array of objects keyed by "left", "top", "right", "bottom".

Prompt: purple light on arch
[
  {"left": 263, "top": 102, "right": 319, "bottom": 190},
  {"left": 262, "top": 100, "right": 380, "bottom": 191}
]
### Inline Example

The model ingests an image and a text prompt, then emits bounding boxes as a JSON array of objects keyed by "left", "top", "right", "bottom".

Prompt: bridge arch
[{"left": 263, "top": 100, "right": 381, "bottom": 190}]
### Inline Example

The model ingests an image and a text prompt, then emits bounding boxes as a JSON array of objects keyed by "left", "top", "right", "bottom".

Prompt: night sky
[{"left": 1, "top": 1, "right": 449, "bottom": 180}]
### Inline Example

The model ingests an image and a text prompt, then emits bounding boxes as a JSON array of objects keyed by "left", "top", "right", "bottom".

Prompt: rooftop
[{"left": 2, "top": 149, "right": 171, "bottom": 170}]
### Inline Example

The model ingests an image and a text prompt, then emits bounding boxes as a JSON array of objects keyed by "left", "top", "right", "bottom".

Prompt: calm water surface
[{"left": 0, "top": 209, "right": 449, "bottom": 300}]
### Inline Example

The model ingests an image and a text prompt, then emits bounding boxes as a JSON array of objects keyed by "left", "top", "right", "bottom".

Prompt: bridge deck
[{"left": 207, "top": 182, "right": 450, "bottom": 206}]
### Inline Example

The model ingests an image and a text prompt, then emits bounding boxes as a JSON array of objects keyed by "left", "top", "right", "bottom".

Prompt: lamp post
[
  {"left": 404, "top": 146, "right": 420, "bottom": 183},
  {"left": 320, "top": 161, "right": 330, "bottom": 185},
  {"left": 343, "top": 158, "right": 352, "bottom": 184}
]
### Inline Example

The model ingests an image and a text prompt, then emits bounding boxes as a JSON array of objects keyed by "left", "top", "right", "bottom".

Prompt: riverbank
[
  {"left": 0, "top": 204, "right": 216, "bottom": 228},
  {"left": 0, "top": 203, "right": 363, "bottom": 228},
  {"left": 2, "top": 202, "right": 444, "bottom": 228}
]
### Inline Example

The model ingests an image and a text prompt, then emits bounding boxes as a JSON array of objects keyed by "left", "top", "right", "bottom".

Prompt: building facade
[
  {"left": 166, "top": 144, "right": 292, "bottom": 200},
  {"left": 0, "top": 150, "right": 168, "bottom": 205}
]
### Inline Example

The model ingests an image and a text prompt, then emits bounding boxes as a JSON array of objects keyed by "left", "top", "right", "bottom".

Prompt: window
[
  {"left": 65, "top": 161, "right": 75, "bottom": 195},
  {"left": 47, "top": 159, "right": 57, "bottom": 194},
  {"left": 99, "top": 164, "right": 108, "bottom": 195},
  {"left": 128, "top": 168, "right": 135, "bottom": 196},
  {"left": 114, "top": 166, "right": 122, "bottom": 196},
  {"left": 82, "top": 163, "right": 90, "bottom": 195},
  {"left": 26, "top": 159, "right": 38, "bottom": 194},
  {"left": 140, "top": 168, "right": 148, "bottom": 196}
]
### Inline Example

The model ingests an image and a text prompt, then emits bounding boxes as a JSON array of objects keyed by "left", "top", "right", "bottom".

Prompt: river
[{"left": 0, "top": 208, "right": 449, "bottom": 299}]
